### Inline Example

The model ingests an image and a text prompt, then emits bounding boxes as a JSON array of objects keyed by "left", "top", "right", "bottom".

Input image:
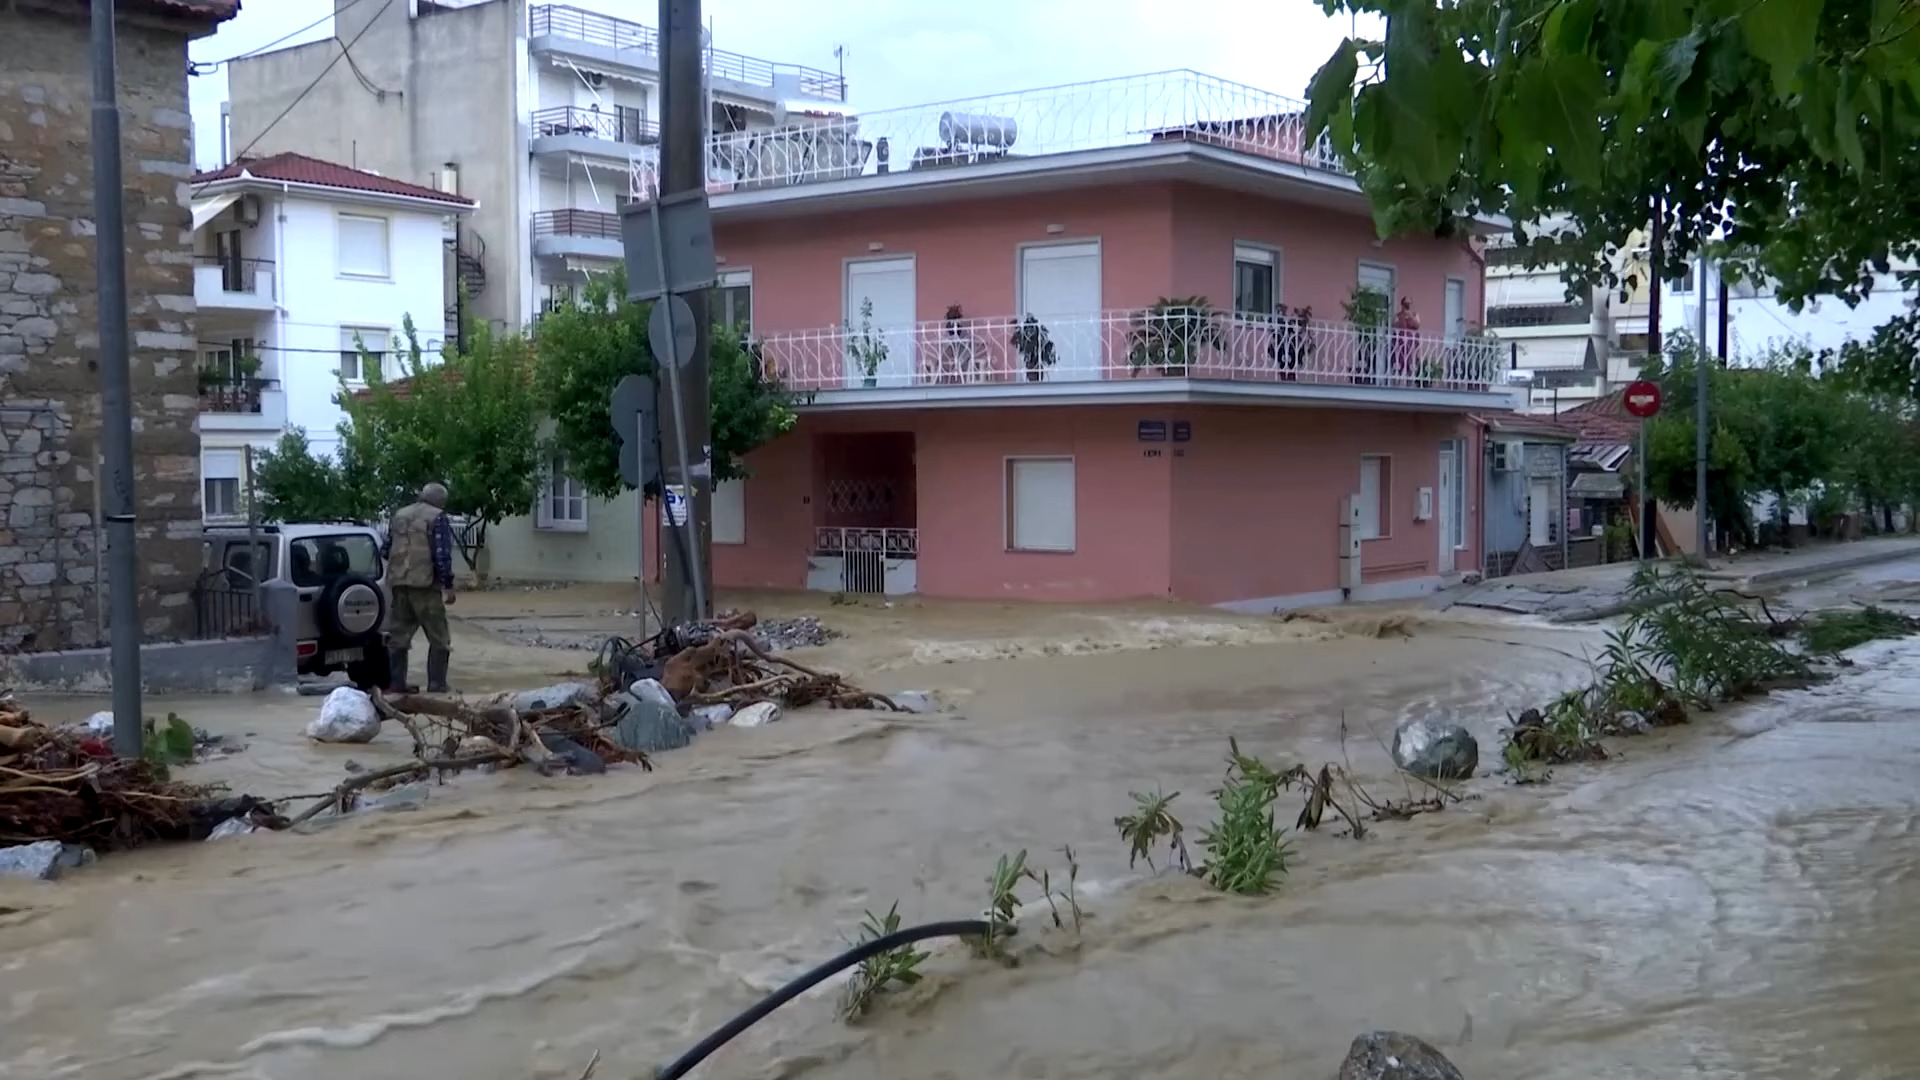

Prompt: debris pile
[
  {"left": 684, "top": 609, "right": 841, "bottom": 651},
  {"left": 0, "top": 692, "right": 278, "bottom": 854}
]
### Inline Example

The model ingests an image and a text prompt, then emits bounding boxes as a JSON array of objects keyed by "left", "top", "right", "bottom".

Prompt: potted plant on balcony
[
  {"left": 1267, "top": 303, "right": 1315, "bottom": 381},
  {"left": 846, "top": 297, "right": 888, "bottom": 388},
  {"left": 1011, "top": 314, "right": 1055, "bottom": 382},
  {"left": 940, "top": 303, "right": 977, "bottom": 384},
  {"left": 1342, "top": 284, "right": 1390, "bottom": 384},
  {"left": 1127, "top": 296, "right": 1220, "bottom": 377},
  {"left": 1391, "top": 296, "right": 1425, "bottom": 385},
  {"left": 231, "top": 351, "right": 264, "bottom": 411}
]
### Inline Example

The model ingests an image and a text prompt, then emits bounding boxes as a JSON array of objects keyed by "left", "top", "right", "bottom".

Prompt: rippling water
[{"left": 3, "top": 606, "right": 1916, "bottom": 1080}]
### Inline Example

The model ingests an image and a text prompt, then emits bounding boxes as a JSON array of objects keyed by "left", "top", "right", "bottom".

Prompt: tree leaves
[
  {"left": 1513, "top": 54, "right": 1606, "bottom": 189},
  {"left": 1740, "top": 0, "right": 1826, "bottom": 99}
]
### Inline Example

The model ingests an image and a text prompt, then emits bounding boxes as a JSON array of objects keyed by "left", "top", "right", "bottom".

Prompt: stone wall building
[{"left": 0, "top": 0, "right": 238, "bottom": 650}]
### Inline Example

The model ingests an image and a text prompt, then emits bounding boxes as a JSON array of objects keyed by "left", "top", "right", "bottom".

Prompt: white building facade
[
  {"left": 1658, "top": 260, "right": 1918, "bottom": 361},
  {"left": 189, "top": 152, "right": 475, "bottom": 519}
]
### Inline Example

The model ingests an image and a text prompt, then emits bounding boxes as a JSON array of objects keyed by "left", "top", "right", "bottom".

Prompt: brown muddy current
[{"left": 2, "top": 595, "right": 1916, "bottom": 1080}]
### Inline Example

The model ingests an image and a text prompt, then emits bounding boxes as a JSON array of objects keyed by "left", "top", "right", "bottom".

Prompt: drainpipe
[{"left": 275, "top": 182, "right": 291, "bottom": 437}]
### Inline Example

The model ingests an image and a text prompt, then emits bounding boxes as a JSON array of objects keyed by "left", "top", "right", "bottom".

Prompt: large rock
[
  {"left": 306, "top": 687, "right": 382, "bottom": 744},
  {"left": 0, "top": 840, "right": 94, "bottom": 880},
  {"left": 1336, "top": 1031, "right": 1466, "bottom": 1080},
  {"left": 509, "top": 681, "right": 599, "bottom": 713},
  {"left": 608, "top": 691, "right": 694, "bottom": 754},
  {"left": 1391, "top": 717, "right": 1479, "bottom": 780}
]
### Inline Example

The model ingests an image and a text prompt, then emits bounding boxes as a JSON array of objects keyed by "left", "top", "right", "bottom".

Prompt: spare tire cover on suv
[{"left": 319, "top": 573, "right": 386, "bottom": 640}]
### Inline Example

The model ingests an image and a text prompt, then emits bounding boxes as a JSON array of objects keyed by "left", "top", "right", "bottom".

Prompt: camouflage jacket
[{"left": 386, "top": 501, "right": 454, "bottom": 589}]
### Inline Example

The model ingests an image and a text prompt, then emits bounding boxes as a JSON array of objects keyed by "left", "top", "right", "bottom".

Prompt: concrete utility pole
[
  {"left": 91, "top": 0, "right": 144, "bottom": 758},
  {"left": 657, "top": 0, "right": 713, "bottom": 623},
  {"left": 1694, "top": 250, "right": 1711, "bottom": 559},
  {"left": 1641, "top": 203, "right": 1663, "bottom": 559}
]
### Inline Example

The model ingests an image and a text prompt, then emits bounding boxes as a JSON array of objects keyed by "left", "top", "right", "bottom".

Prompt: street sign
[
  {"left": 610, "top": 373, "right": 659, "bottom": 489},
  {"left": 647, "top": 294, "right": 698, "bottom": 369},
  {"left": 621, "top": 190, "right": 717, "bottom": 299},
  {"left": 1623, "top": 379, "right": 1663, "bottom": 419}
]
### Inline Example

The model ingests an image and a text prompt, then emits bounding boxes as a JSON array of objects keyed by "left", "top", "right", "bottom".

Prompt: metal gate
[{"left": 812, "top": 526, "right": 917, "bottom": 595}]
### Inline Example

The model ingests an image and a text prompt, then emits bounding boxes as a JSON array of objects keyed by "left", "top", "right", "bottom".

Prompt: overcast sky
[{"left": 187, "top": 0, "right": 1376, "bottom": 169}]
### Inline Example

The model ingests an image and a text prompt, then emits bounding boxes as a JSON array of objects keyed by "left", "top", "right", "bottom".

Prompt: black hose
[{"left": 654, "top": 919, "right": 991, "bottom": 1080}]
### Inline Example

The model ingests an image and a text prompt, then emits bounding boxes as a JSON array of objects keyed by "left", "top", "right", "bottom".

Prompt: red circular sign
[{"left": 1623, "top": 380, "right": 1663, "bottom": 419}]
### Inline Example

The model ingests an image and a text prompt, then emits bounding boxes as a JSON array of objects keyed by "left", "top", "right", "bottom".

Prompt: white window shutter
[
  {"left": 1009, "top": 458, "right": 1076, "bottom": 551},
  {"left": 711, "top": 479, "right": 745, "bottom": 544}
]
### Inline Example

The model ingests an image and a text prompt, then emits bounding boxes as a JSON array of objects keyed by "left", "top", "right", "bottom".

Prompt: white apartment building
[
  {"left": 189, "top": 152, "right": 475, "bottom": 519},
  {"left": 1658, "top": 259, "right": 1918, "bottom": 361},
  {"left": 220, "top": 0, "right": 845, "bottom": 334},
  {"left": 1481, "top": 217, "right": 1616, "bottom": 414}
]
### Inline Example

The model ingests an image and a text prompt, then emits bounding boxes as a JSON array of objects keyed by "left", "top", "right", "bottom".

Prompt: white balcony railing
[
  {"left": 626, "top": 70, "right": 1345, "bottom": 200},
  {"left": 756, "top": 310, "right": 1505, "bottom": 395}
]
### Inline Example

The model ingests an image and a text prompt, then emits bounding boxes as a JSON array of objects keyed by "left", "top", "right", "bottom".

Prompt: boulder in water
[
  {"left": 509, "top": 681, "right": 599, "bottom": 713},
  {"left": 1390, "top": 717, "right": 1478, "bottom": 780},
  {"left": 1336, "top": 1031, "right": 1465, "bottom": 1080},
  {"left": 0, "top": 840, "right": 94, "bottom": 880},
  {"left": 609, "top": 691, "right": 694, "bottom": 754}
]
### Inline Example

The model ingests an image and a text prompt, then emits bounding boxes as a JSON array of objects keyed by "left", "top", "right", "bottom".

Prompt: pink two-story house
[{"left": 605, "top": 72, "right": 1512, "bottom": 610}]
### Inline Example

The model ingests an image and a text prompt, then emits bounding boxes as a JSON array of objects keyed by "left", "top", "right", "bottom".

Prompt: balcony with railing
[
  {"left": 1485, "top": 298, "right": 1595, "bottom": 329},
  {"left": 196, "top": 372, "right": 286, "bottom": 430},
  {"left": 192, "top": 254, "right": 275, "bottom": 311},
  {"left": 531, "top": 105, "right": 660, "bottom": 162},
  {"left": 620, "top": 71, "right": 1348, "bottom": 203},
  {"left": 754, "top": 309, "right": 1504, "bottom": 402},
  {"left": 530, "top": 208, "right": 624, "bottom": 260},
  {"left": 529, "top": 4, "right": 847, "bottom": 101}
]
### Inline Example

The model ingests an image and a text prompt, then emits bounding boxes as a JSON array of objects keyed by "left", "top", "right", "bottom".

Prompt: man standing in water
[{"left": 384, "top": 482, "right": 457, "bottom": 693}]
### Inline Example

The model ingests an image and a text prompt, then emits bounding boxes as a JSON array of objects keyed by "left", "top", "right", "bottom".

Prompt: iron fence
[{"left": 191, "top": 574, "right": 271, "bottom": 639}]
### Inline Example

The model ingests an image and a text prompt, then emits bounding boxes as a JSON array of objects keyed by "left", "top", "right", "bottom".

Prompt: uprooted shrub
[
  {"left": 1504, "top": 563, "right": 1815, "bottom": 771},
  {"left": 1114, "top": 739, "right": 1294, "bottom": 896}
]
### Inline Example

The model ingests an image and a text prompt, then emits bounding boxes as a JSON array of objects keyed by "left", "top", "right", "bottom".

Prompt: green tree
[
  {"left": 336, "top": 317, "right": 544, "bottom": 568},
  {"left": 1821, "top": 306, "right": 1920, "bottom": 402},
  {"left": 531, "top": 267, "right": 804, "bottom": 500},
  {"left": 1301, "top": 0, "right": 1920, "bottom": 308},
  {"left": 251, "top": 428, "right": 375, "bottom": 524}
]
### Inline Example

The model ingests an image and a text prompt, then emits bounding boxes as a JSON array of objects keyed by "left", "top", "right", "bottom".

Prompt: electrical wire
[
  {"left": 196, "top": 0, "right": 396, "bottom": 194},
  {"left": 189, "top": 0, "right": 371, "bottom": 75},
  {"left": 653, "top": 920, "right": 991, "bottom": 1080}
]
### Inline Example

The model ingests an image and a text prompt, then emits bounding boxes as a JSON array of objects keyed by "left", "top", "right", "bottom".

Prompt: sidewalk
[{"left": 1440, "top": 537, "right": 1920, "bottom": 623}]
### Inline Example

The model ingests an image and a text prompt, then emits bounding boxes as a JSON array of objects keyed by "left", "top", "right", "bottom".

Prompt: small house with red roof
[{"left": 187, "top": 152, "right": 475, "bottom": 518}]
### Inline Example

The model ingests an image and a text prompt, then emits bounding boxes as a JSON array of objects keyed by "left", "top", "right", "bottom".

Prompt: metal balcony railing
[
  {"left": 623, "top": 70, "right": 1348, "bottom": 201},
  {"left": 532, "top": 105, "right": 659, "bottom": 147},
  {"left": 197, "top": 376, "right": 277, "bottom": 414},
  {"left": 193, "top": 254, "right": 273, "bottom": 294},
  {"left": 531, "top": 208, "right": 622, "bottom": 240},
  {"left": 755, "top": 309, "right": 1504, "bottom": 395},
  {"left": 529, "top": 4, "right": 847, "bottom": 100},
  {"left": 1485, "top": 299, "right": 1594, "bottom": 329}
]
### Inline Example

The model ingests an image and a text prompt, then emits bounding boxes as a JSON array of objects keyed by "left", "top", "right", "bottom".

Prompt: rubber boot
[
  {"left": 426, "top": 647, "right": 453, "bottom": 694},
  {"left": 388, "top": 648, "right": 419, "bottom": 694}
]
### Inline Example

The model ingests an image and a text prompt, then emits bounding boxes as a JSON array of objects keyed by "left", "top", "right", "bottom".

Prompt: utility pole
[
  {"left": 1717, "top": 273, "right": 1730, "bottom": 363},
  {"left": 91, "top": 0, "right": 144, "bottom": 759},
  {"left": 656, "top": 0, "right": 713, "bottom": 623},
  {"left": 1694, "top": 251, "right": 1711, "bottom": 559},
  {"left": 1641, "top": 203, "right": 1663, "bottom": 560},
  {"left": 91, "top": 0, "right": 144, "bottom": 757}
]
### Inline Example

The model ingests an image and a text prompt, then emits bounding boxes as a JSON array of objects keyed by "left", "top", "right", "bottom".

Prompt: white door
[
  {"left": 1444, "top": 279, "right": 1466, "bottom": 340},
  {"left": 1357, "top": 262, "right": 1396, "bottom": 379},
  {"left": 1528, "top": 476, "right": 1554, "bottom": 547},
  {"left": 845, "top": 257, "right": 916, "bottom": 388},
  {"left": 1437, "top": 444, "right": 1457, "bottom": 574},
  {"left": 1019, "top": 242, "right": 1102, "bottom": 380},
  {"left": 1358, "top": 262, "right": 1396, "bottom": 303}
]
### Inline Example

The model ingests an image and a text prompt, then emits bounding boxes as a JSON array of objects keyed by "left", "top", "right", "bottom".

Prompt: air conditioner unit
[{"left": 1491, "top": 442, "right": 1520, "bottom": 472}]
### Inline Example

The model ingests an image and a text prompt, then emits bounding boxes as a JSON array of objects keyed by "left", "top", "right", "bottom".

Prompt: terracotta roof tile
[{"left": 192, "top": 152, "right": 475, "bottom": 206}]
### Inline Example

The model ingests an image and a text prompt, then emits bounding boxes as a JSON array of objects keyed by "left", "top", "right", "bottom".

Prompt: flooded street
[{"left": 3, "top": 578, "right": 1918, "bottom": 1080}]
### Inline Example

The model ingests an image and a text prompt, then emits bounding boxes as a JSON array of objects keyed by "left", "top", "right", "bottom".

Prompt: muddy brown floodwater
[{"left": 2, "top": 590, "right": 1917, "bottom": 1080}]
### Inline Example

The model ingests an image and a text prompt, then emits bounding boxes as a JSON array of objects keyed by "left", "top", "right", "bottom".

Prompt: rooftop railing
[
  {"left": 530, "top": 4, "right": 847, "bottom": 101},
  {"left": 754, "top": 308, "right": 1502, "bottom": 395},
  {"left": 625, "top": 70, "right": 1346, "bottom": 200}
]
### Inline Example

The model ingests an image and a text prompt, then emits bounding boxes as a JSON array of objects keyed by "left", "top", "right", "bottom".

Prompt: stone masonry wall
[{"left": 0, "top": 9, "right": 205, "bottom": 650}]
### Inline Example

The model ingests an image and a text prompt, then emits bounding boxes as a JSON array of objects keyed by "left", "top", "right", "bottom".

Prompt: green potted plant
[
  {"left": 1342, "top": 284, "right": 1390, "bottom": 384},
  {"left": 1127, "top": 296, "right": 1220, "bottom": 377},
  {"left": 1011, "top": 315, "right": 1055, "bottom": 382},
  {"left": 845, "top": 297, "right": 888, "bottom": 388},
  {"left": 232, "top": 350, "right": 263, "bottom": 382},
  {"left": 1267, "top": 303, "right": 1315, "bottom": 381}
]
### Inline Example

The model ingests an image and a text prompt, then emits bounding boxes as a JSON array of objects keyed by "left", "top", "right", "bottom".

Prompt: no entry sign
[{"left": 1623, "top": 380, "right": 1663, "bottom": 419}]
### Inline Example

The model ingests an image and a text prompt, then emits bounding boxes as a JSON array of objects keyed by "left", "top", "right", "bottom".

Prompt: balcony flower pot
[
  {"left": 1127, "top": 297, "right": 1219, "bottom": 377},
  {"left": 846, "top": 297, "right": 887, "bottom": 388},
  {"left": 1268, "top": 304, "right": 1315, "bottom": 381},
  {"left": 1012, "top": 314, "right": 1055, "bottom": 382},
  {"left": 1342, "top": 285, "right": 1390, "bottom": 385}
]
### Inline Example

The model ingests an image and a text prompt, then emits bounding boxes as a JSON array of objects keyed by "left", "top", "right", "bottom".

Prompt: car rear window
[{"left": 289, "top": 534, "right": 382, "bottom": 587}]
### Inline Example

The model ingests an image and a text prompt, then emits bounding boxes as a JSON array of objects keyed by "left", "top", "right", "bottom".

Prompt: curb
[{"left": 1740, "top": 544, "right": 1920, "bottom": 588}]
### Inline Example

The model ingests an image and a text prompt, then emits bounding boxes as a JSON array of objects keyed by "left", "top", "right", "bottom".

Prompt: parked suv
[{"left": 199, "top": 522, "right": 392, "bottom": 689}]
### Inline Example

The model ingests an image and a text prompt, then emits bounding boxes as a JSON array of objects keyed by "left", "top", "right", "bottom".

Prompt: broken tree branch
[{"left": 288, "top": 751, "right": 511, "bottom": 826}]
